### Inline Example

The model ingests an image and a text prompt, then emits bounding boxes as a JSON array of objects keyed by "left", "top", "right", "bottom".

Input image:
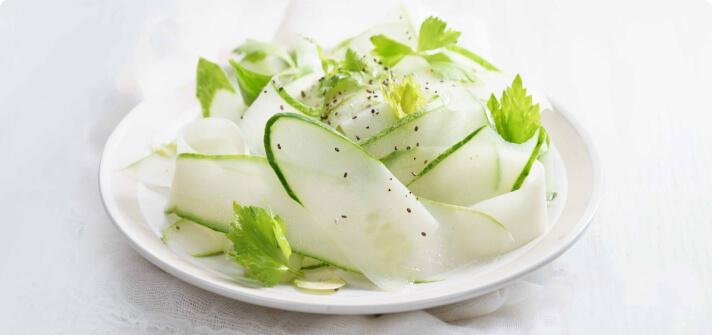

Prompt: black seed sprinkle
[
  {"left": 263, "top": 90, "right": 267, "bottom": 94},
  {"left": 277, "top": 144, "right": 282, "bottom": 150},
  {"left": 371, "top": 109, "right": 375, "bottom": 114},
  {"left": 271, "top": 79, "right": 276, "bottom": 84},
  {"left": 406, "top": 208, "right": 412, "bottom": 213},
  {"left": 424, "top": 160, "right": 428, "bottom": 164},
  {"left": 369, "top": 79, "right": 373, "bottom": 85},
  {"left": 341, "top": 215, "right": 347, "bottom": 218},
  {"left": 335, "top": 147, "right": 340, "bottom": 152},
  {"left": 352, "top": 115, "right": 357, "bottom": 119},
  {"left": 278, "top": 86, "right": 284, "bottom": 91},
  {"left": 240, "top": 116, "right": 244, "bottom": 120},
  {"left": 300, "top": 91, "right": 306, "bottom": 98},
  {"left": 411, "top": 172, "right": 417, "bottom": 176},
  {"left": 175, "top": 225, "right": 180, "bottom": 231},
  {"left": 279, "top": 105, "right": 284, "bottom": 110},
  {"left": 365, "top": 126, "right": 370, "bottom": 129},
  {"left": 421, "top": 232, "right": 427, "bottom": 237},
  {"left": 414, "top": 126, "right": 419, "bottom": 132},
  {"left": 416, "top": 142, "right": 420, "bottom": 147},
  {"left": 394, "top": 146, "right": 398, "bottom": 151},
  {"left": 413, "top": 157, "right": 416, "bottom": 160},
  {"left": 406, "top": 146, "right": 411, "bottom": 150},
  {"left": 343, "top": 172, "right": 348, "bottom": 178},
  {"left": 388, "top": 188, "right": 392, "bottom": 192},
  {"left": 356, "top": 135, "right": 361, "bottom": 141}
]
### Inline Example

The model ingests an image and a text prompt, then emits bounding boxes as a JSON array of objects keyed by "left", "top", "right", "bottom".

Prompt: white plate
[{"left": 99, "top": 90, "right": 601, "bottom": 314}]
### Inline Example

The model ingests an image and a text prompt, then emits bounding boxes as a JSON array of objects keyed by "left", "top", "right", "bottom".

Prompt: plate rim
[{"left": 98, "top": 99, "right": 602, "bottom": 314}]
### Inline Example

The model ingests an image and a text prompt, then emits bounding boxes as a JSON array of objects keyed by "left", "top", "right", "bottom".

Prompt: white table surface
[{"left": 1, "top": 0, "right": 711, "bottom": 333}]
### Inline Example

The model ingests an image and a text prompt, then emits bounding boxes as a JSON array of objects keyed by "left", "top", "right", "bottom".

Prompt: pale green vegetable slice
[
  {"left": 471, "top": 162, "right": 548, "bottom": 245},
  {"left": 208, "top": 90, "right": 247, "bottom": 124},
  {"left": 408, "top": 126, "right": 539, "bottom": 206},
  {"left": 381, "top": 146, "right": 446, "bottom": 184},
  {"left": 240, "top": 73, "right": 322, "bottom": 154},
  {"left": 363, "top": 105, "right": 481, "bottom": 160},
  {"left": 161, "top": 219, "right": 229, "bottom": 257},
  {"left": 265, "top": 113, "right": 440, "bottom": 290},
  {"left": 176, "top": 117, "right": 249, "bottom": 155},
  {"left": 420, "top": 199, "right": 515, "bottom": 273},
  {"left": 123, "top": 143, "right": 177, "bottom": 188},
  {"left": 167, "top": 153, "right": 355, "bottom": 271}
]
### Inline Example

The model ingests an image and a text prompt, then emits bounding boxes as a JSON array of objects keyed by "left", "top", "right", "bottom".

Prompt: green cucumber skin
[
  {"left": 511, "top": 127, "right": 547, "bottom": 191},
  {"left": 407, "top": 125, "right": 487, "bottom": 186},
  {"left": 361, "top": 109, "right": 429, "bottom": 148},
  {"left": 446, "top": 45, "right": 500, "bottom": 72},
  {"left": 273, "top": 83, "right": 323, "bottom": 117}
]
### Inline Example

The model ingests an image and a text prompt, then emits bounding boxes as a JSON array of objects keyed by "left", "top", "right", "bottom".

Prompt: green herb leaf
[
  {"left": 342, "top": 48, "right": 367, "bottom": 72},
  {"left": 382, "top": 75, "right": 427, "bottom": 119},
  {"left": 487, "top": 75, "right": 542, "bottom": 144},
  {"left": 229, "top": 60, "right": 272, "bottom": 106},
  {"left": 446, "top": 45, "right": 499, "bottom": 72},
  {"left": 226, "top": 203, "right": 295, "bottom": 287},
  {"left": 422, "top": 53, "right": 476, "bottom": 82},
  {"left": 417, "top": 17, "right": 460, "bottom": 52},
  {"left": 196, "top": 58, "right": 236, "bottom": 117},
  {"left": 234, "top": 39, "right": 295, "bottom": 67},
  {"left": 370, "top": 35, "right": 415, "bottom": 67}
]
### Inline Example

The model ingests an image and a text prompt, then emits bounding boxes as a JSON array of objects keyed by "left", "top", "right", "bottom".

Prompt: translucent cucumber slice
[
  {"left": 167, "top": 153, "right": 355, "bottom": 271},
  {"left": 265, "top": 113, "right": 440, "bottom": 290},
  {"left": 162, "top": 219, "right": 229, "bottom": 257}
]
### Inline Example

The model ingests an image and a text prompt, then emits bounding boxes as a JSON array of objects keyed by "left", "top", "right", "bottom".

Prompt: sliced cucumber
[
  {"left": 381, "top": 146, "right": 446, "bottom": 184},
  {"left": 208, "top": 89, "right": 246, "bottom": 124},
  {"left": 167, "top": 153, "right": 355, "bottom": 270},
  {"left": 332, "top": 101, "right": 397, "bottom": 142},
  {"left": 123, "top": 143, "right": 177, "bottom": 188},
  {"left": 240, "top": 73, "right": 322, "bottom": 154},
  {"left": 176, "top": 117, "right": 249, "bottom": 155},
  {"left": 420, "top": 199, "right": 516, "bottom": 270},
  {"left": 362, "top": 104, "right": 485, "bottom": 160},
  {"left": 265, "top": 113, "right": 440, "bottom": 290},
  {"left": 161, "top": 219, "right": 229, "bottom": 257},
  {"left": 471, "top": 162, "right": 548, "bottom": 245},
  {"left": 408, "top": 127, "right": 540, "bottom": 206}
]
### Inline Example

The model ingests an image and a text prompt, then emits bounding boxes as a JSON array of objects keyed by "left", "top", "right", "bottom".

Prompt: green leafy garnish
[
  {"left": 318, "top": 48, "right": 373, "bottom": 106},
  {"left": 196, "top": 58, "right": 236, "bottom": 117},
  {"left": 226, "top": 203, "right": 296, "bottom": 287},
  {"left": 234, "top": 39, "right": 295, "bottom": 67},
  {"left": 487, "top": 75, "right": 542, "bottom": 144},
  {"left": 417, "top": 17, "right": 461, "bottom": 51},
  {"left": 422, "top": 53, "right": 476, "bottom": 82},
  {"left": 229, "top": 60, "right": 272, "bottom": 106},
  {"left": 342, "top": 48, "right": 367, "bottom": 72},
  {"left": 382, "top": 75, "right": 427, "bottom": 119},
  {"left": 370, "top": 35, "right": 415, "bottom": 67},
  {"left": 369, "top": 17, "right": 478, "bottom": 82}
]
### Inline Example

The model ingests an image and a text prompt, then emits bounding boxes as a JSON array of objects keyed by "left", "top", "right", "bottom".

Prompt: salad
[{"left": 127, "top": 12, "right": 559, "bottom": 293}]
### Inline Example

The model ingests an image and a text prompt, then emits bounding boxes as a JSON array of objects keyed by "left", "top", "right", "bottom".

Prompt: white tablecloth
[{"left": 1, "top": 0, "right": 711, "bottom": 333}]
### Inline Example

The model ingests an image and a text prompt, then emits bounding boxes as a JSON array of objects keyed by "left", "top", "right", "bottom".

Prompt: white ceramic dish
[{"left": 99, "top": 90, "right": 601, "bottom": 315}]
